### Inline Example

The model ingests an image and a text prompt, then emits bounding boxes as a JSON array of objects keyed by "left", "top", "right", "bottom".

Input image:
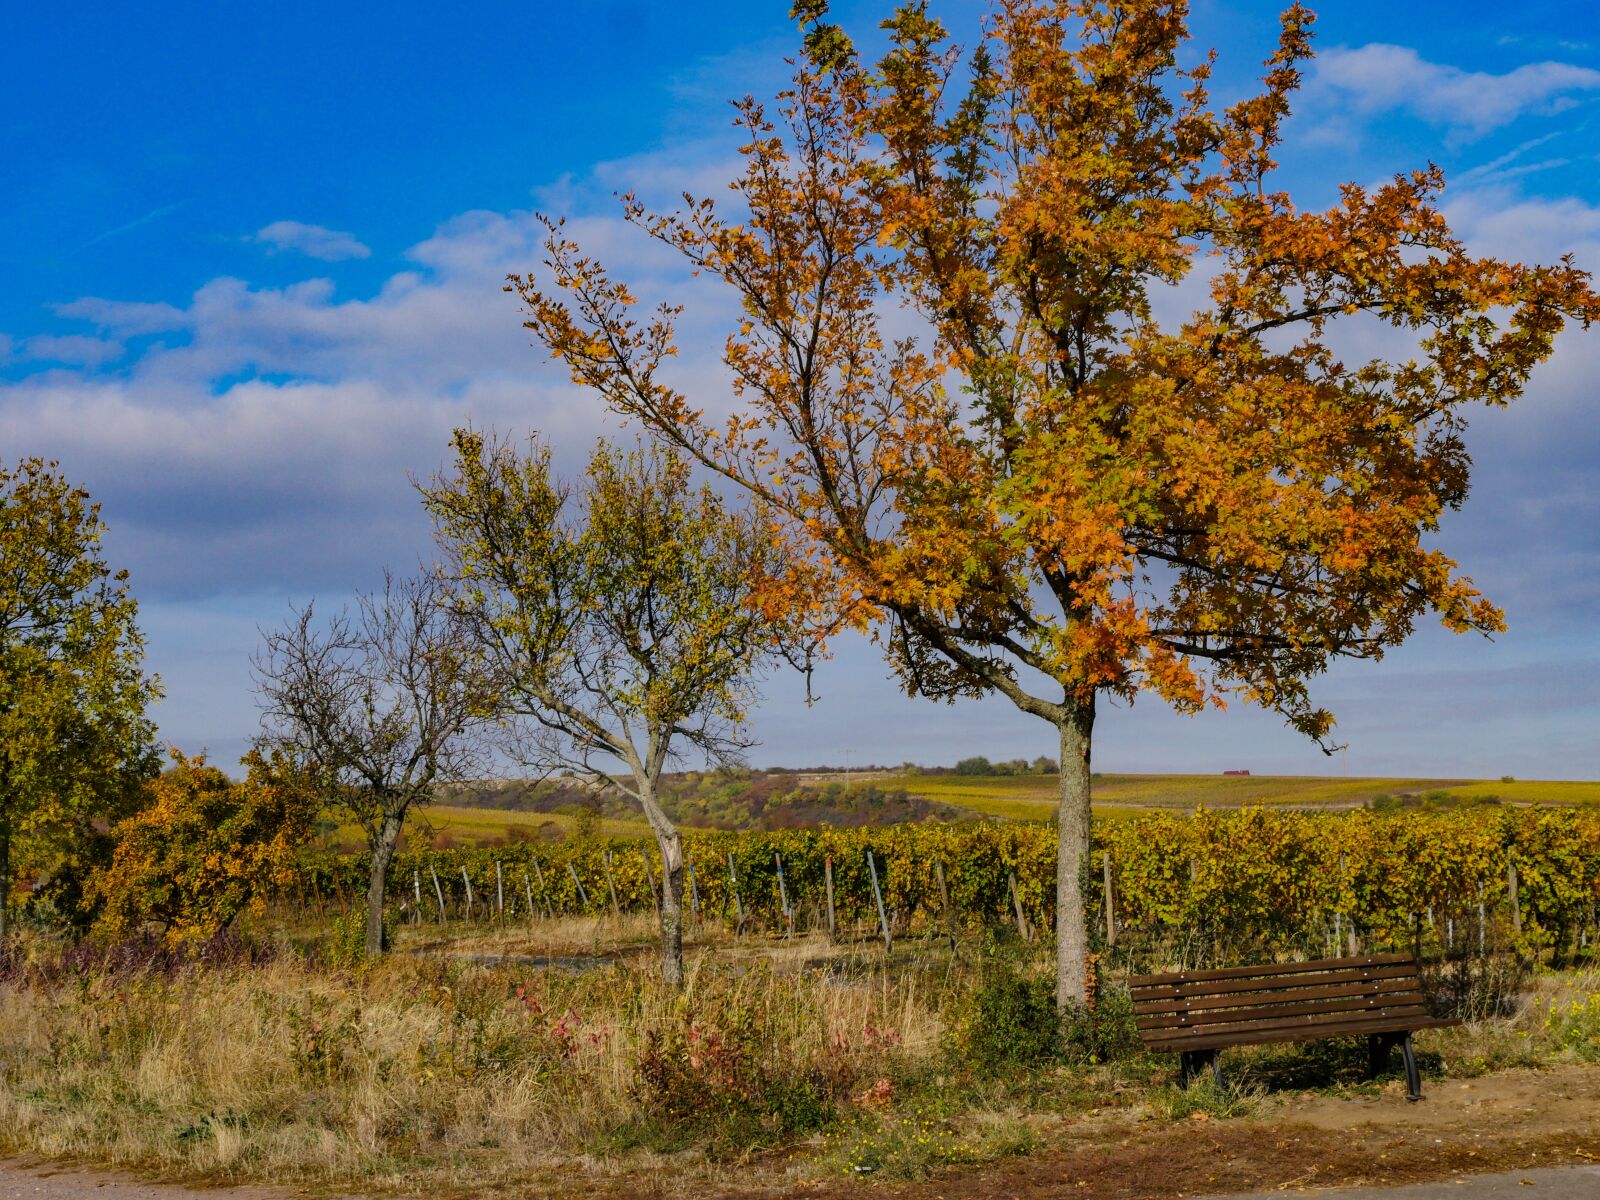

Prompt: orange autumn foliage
[
  {"left": 92, "top": 751, "right": 315, "bottom": 945},
  {"left": 508, "top": 1, "right": 1600, "bottom": 1002}
]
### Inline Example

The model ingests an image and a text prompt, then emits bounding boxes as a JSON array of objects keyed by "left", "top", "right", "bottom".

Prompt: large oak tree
[{"left": 512, "top": 1, "right": 1599, "bottom": 1007}]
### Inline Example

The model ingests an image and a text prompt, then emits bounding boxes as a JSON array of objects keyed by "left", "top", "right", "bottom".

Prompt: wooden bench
[{"left": 1129, "top": 953, "right": 1459, "bottom": 1101}]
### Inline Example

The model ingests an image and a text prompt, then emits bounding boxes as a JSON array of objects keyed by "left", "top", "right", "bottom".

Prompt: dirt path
[
  {"left": 1213, "top": 1165, "right": 1600, "bottom": 1199},
  {"left": 782, "top": 1065, "right": 1600, "bottom": 1200},
  {"left": 0, "top": 1160, "right": 286, "bottom": 1200}
]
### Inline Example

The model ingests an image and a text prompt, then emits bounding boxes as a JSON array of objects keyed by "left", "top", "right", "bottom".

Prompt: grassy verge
[{"left": 1, "top": 919, "right": 1596, "bottom": 1197}]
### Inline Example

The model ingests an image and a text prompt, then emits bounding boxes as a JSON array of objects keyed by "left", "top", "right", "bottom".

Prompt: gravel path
[
  {"left": 0, "top": 1161, "right": 287, "bottom": 1200},
  {"left": 1211, "top": 1164, "right": 1600, "bottom": 1199}
]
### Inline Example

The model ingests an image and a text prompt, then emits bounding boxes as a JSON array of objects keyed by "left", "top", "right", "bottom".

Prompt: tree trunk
[
  {"left": 655, "top": 827, "right": 686, "bottom": 987},
  {"left": 1056, "top": 697, "right": 1096, "bottom": 1013},
  {"left": 0, "top": 825, "right": 10, "bottom": 946},
  {"left": 366, "top": 810, "right": 404, "bottom": 957}
]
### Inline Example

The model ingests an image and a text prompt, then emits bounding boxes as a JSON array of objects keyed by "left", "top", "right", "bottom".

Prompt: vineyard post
[
  {"left": 1508, "top": 860, "right": 1521, "bottom": 935},
  {"left": 728, "top": 853, "right": 744, "bottom": 935},
  {"left": 603, "top": 851, "right": 621, "bottom": 920},
  {"left": 413, "top": 870, "right": 423, "bottom": 925},
  {"left": 532, "top": 860, "right": 553, "bottom": 917},
  {"left": 824, "top": 855, "right": 836, "bottom": 941},
  {"left": 430, "top": 865, "right": 446, "bottom": 923},
  {"left": 461, "top": 866, "right": 474, "bottom": 921},
  {"left": 496, "top": 860, "right": 506, "bottom": 923},
  {"left": 567, "top": 862, "right": 589, "bottom": 909},
  {"left": 1102, "top": 851, "right": 1116, "bottom": 948},
  {"left": 774, "top": 853, "right": 792, "bottom": 939},
  {"left": 1008, "top": 870, "right": 1031, "bottom": 942},
  {"left": 523, "top": 872, "right": 536, "bottom": 928},
  {"left": 687, "top": 862, "right": 700, "bottom": 926},
  {"left": 1478, "top": 881, "right": 1486, "bottom": 956},
  {"left": 643, "top": 850, "right": 659, "bottom": 917},
  {"left": 934, "top": 859, "right": 955, "bottom": 950},
  {"left": 867, "top": 850, "right": 891, "bottom": 953}
]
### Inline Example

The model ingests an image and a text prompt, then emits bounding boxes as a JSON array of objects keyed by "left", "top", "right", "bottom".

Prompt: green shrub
[
  {"left": 1063, "top": 983, "right": 1143, "bottom": 1065},
  {"left": 323, "top": 908, "right": 390, "bottom": 967},
  {"left": 948, "top": 947, "right": 1059, "bottom": 1075},
  {"left": 1544, "top": 990, "right": 1600, "bottom": 1060}
]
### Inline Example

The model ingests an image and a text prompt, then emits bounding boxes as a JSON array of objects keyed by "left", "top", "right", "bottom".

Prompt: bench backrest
[{"left": 1128, "top": 953, "right": 1436, "bottom": 1052}]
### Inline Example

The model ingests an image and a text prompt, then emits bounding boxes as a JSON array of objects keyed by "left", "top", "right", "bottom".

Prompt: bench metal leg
[
  {"left": 1400, "top": 1033, "right": 1422, "bottom": 1102},
  {"left": 1367, "top": 1032, "right": 1423, "bottom": 1101},
  {"left": 1179, "top": 1049, "right": 1222, "bottom": 1089}
]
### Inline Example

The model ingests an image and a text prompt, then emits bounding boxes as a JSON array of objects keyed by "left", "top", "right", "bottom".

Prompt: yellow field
[
  {"left": 320, "top": 803, "right": 648, "bottom": 852},
  {"left": 879, "top": 772, "right": 1600, "bottom": 822},
  {"left": 319, "top": 775, "right": 1600, "bottom": 848},
  {"left": 1431, "top": 780, "right": 1600, "bottom": 805}
]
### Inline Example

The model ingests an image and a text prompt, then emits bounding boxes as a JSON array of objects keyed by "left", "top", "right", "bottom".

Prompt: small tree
[
  {"left": 421, "top": 432, "right": 792, "bottom": 985},
  {"left": 91, "top": 750, "right": 316, "bottom": 944},
  {"left": 1, "top": 458, "right": 160, "bottom": 943},
  {"left": 254, "top": 572, "right": 493, "bottom": 956},
  {"left": 511, "top": 2, "right": 1600, "bottom": 1007}
]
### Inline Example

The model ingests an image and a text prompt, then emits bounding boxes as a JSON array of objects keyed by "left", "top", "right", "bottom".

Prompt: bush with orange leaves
[{"left": 91, "top": 750, "right": 315, "bottom": 944}]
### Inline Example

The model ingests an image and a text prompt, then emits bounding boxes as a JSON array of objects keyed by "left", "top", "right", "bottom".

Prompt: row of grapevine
[{"left": 285, "top": 806, "right": 1600, "bottom": 961}]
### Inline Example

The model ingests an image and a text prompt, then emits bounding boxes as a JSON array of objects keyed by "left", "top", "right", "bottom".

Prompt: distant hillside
[{"left": 438, "top": 770, "right": 984, "bottom": 831}]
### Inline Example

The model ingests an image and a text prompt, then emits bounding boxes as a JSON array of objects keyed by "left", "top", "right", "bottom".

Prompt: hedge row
[{"left": 287, "top": 806, "right": 1600, "bottom": 959}]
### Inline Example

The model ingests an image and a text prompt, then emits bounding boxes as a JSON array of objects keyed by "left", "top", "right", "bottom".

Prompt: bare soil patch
[{"left": 754, "top": 1065, "right": 1600, "bottom": 1200}]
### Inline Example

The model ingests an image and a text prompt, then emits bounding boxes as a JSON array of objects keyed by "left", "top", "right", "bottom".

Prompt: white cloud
[
  {"left": 1314, "top": 43, "right": 1600, "bottom": 137},
  {"left": 19, "top": 333, "right": 124, "bottom": 367},
  {"left": 253, "top": 220, "right": 371, "bottom": 262},
  {"left": 6, "top": 141, "right": 1600, "bottom": 774}
]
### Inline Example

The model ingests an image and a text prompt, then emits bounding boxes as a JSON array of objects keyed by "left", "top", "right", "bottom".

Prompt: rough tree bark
[
  {"left": 0, "top": 825, "right": 10, "bottom": 946},
  {"left": 1056, "top": 699, "right": 1096, "bottom": 1016},
  {"left": 366, "top": 809, "right": 406, "bottom": 957},
  {"left": 638, "top": 776, "right": 685, "bottom": 986}
]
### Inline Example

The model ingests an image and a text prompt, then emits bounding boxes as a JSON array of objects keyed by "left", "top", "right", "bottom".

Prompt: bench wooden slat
[
  {"left": 1129, "top": 953, "right": 1411, "bottom": 989},
  {"left": 1146, "top": 1013, "right": 1457, "bottom": 1052},
  {"left": 1145, "top": 1004, "right": 1436, "bottom": 1046},
  {"left": 1137, "top": 990, "right": 1428, "bottom": 1032},
  {"left": 1130, "top": 967, "right": 1419, "bottom": 1007},
  {"left": 1130, "top": 954, "right": 1457, "bottom": 1098}
]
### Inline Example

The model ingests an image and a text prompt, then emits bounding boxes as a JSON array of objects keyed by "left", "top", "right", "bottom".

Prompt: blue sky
[{"left": 3, "top": 1, "right": 1597, "bottom": 778}]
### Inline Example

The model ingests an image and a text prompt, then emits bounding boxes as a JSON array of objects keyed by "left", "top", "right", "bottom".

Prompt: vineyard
[{"left": 290, "top": 805, "right": 1600, "bottom": 966}]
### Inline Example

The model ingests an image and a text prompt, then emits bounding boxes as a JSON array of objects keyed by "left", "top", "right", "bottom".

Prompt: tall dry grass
[{"left": 0, "top": 926, "right": 943, "bottom": 1195}]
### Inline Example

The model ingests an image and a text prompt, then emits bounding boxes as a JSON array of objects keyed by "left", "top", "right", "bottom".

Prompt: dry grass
[
  {"left": 1, "top": 918, "right": 1595, "bottom": 1198},
  {"left": 0, "top": 923, "right": 945, "bottom": 1196}
]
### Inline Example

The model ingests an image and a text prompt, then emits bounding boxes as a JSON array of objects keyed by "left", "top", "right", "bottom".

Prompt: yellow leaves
[{"left": 92, "top": 750, "right": 316, "bottom": 945}]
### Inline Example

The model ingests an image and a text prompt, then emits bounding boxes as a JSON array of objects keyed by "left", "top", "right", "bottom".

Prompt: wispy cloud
[
  {"left": 253, "top": 220, "right": 371, "bottom": 262},
  {"left": 72, "top": 201, "right": 186, "bottom": 253},
  {"left": 1314, "top": 44, "right": 1600, "bottom": 137}
]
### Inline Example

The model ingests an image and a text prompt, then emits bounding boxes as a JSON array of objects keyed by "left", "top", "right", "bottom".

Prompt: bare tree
[
  {"left": 421, "top": 431, "right": 795, "bottom": 985},
  {"left": 254, "top": 571, "right": 494, "bottom": 956}
]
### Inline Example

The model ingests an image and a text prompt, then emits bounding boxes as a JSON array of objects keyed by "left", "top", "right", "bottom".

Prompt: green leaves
[
  {"left": 422, "top": 432, "right": 789, "bottom": 776},
  {"left": 0, "top": 458, "right": 160, "bottom": 936}
]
